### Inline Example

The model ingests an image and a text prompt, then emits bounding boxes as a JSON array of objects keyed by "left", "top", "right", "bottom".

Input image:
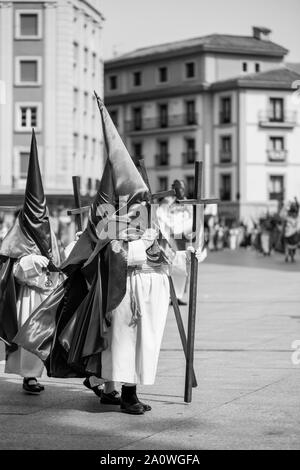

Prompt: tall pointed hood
[
  {"left": 90, "top": 159, "right": 115, "bottom": 227},
  {"left": 19, "top": 129, "right": 53, "bottom": 261},
  {"left": 94, "top": 92, "right": 149, "bottom": 205}
]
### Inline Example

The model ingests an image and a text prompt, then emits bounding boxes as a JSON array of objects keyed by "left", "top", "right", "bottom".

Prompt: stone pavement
[{"left": 0, "top": 249, "right": 299, "bottom": 450}]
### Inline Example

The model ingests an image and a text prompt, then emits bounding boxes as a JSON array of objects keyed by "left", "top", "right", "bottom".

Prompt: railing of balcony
[
  {"left": 267, "top": 149, "right": 288, "bottom": 162},
  {"left": 182, "top": 151, "right": 198, "bottom": 165},
  {"left": 259, "top": 110, "right": 297, "bottom": 124},
  {"left": 219, "top": 151, "right": 232, "bottom": 163},
  {"left": 155, "top": 154, "right": 170, "bottom": 166},
  {"left": 125, "top": 113, "right": 198, "bottom": 132}
]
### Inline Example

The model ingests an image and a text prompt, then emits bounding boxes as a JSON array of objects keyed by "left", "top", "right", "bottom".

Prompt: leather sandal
[
  {"left": 83, "top": 377, "right": 103, "bottom": 398},
  {"left": 100, "top": 390, "right": 121, "bottom": 405}
]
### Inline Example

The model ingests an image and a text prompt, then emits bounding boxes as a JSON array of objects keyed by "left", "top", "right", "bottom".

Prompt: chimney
[{"left": 252, "top": 26, "right": 272, "bottom": 41}]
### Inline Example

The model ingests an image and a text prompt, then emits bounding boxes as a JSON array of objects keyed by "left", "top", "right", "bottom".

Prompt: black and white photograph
[{"left": 0, "top": 0, "right": 299, "bottom": 458}]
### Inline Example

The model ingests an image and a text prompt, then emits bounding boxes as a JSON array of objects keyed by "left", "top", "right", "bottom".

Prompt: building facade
[
  {"left": 0, "top": 0, "right": 105, "bottom": 207},
  {"left": 104, "top": 28, "right": 300, "bottom": 222}
]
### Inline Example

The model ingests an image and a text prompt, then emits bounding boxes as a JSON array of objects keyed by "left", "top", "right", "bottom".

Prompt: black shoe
[
  {"left": 120, "top": 385, "right": 151, "bottom": 415},
  {"left": 83, "top": 377, "right": 103, "bottom": 398},
  {"left": 100, "top": 390, "right": 121, "bottom": 405},
  {"left": 23, "top": 378, "right": 44, "bottom": 395},
  {"left": 120, "top": 400, "right": 145, "bottom": 415}
]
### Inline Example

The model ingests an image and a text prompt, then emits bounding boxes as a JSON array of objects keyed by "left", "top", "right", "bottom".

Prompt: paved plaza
[{"left": 0, "top": 249, "right": 299, "bottom": 450}]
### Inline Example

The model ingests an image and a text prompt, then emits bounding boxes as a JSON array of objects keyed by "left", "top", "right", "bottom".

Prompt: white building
[
  {"left": 0, "top": 0, "right": 105, "bottom": 208},
  {"left": 104, "top": 27, "right": 300, "bottom": 222}
]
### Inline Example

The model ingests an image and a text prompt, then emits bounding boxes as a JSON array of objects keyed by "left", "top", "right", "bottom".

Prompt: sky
[{"left": 101, "top": 0, "right": 300, "bottom": 62}]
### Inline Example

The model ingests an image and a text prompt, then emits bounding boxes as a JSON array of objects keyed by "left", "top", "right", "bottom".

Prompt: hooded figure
[
  {"left": 0, "top": 130, "right": 62, "bottom": 394},
  {"left": 14, "top": 96, "right": 203, "bottom": 414}
]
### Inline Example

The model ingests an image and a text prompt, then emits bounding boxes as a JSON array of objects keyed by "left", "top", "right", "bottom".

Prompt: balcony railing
[
  {"left": 155, "top": 154, "right": 170, "bottom": 166},
  {"left": 182, "top": 151, "right": 198, "bottom": 165},
  {"left": 267, "top": 149, "right": 288, "bottom": 162},
  {"left": 219, "top": 151, "right": 232, "bottom": 163},
  {"left": 125, "top": 114, "right": 198, "bottom": 132},
  {"left": 259, "top": 110, "right": 297, "bottom": 127}
]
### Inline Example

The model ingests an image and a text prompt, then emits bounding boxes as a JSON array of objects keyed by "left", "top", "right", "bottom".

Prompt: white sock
[
  {"left": 89, "top": 376, "right": 104, "bottom": 388},
  {"left": 104, "top": 381, "right": 117, "bottom": 394}
]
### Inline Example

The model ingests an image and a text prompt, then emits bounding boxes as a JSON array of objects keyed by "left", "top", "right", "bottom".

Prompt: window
[
  {"left": 73, "top": 42, "right": 79, "bottom": 67},
  {"left": 132, "top": 107, "right": 142, "bottom": 131},
  {"left": 20, "top": 151, "right": 30, "bottom": 179},
  {"left": 83, "top": 135, "right": 88, "bottom": 156},
  {"left": 242, "top": 62, "right": 248, "bottom": 72},
  {"left": 16, "top": 57, "right": 41, "bottom": 85},
  {"left": 220, "top": 136, "right": 232, "bottom": 163},
  {"left": 73, "top": 88, "right": 79, "bottom": 113},
  {"left": 133, "top": 71, "right": 142, "bottom": 87},
  {"left": 16, "top": 103, "right": 41, "bottom": 131},
  {"left": 268, "top": 137, "right": 286, "bottom": 162},
  {"left": 185, "top": 62, "right": 195, "bottom": 79},
  {"left": 92, "top": 53, "right": 96, "bottom": 76},
  {"left": 110, "top": 109, "right": 119, "bottom": 128},
  {"left": 220, "top": 174, "right": 232, "bottom": 201},
  {"left": 255, "top": 62, "right": 260, "bottom": 72},
  {"left": 16, "top": 11, "right": 41, "bottom": 39},
  {"left": 269, "top": 98, "right": 284, "bottom": 122},
  {"left": 159, "top": 104, "right": 168, "bottom": 128},
  {"left": 269, "top": 175, "right": 284, "bottom": 200},
  {"left": 220, "top": 96, "right": 232, "bottom": 124},
  {"left": 133, "top": 142, "right": 143, "bottom": 158},
  {"left": 73, "top": 133, "right": 79, "bottom": 154},
  {"left": 184, "top": 138, "right": 196, "bottom": 164},
  {"left": 84, "top": 92, "right": 89, "bottom": 115},
  {"left": 92, "top": 138, "right": 97, "bottom": 158},
  {"left": 84, "top": 48, "right": 89, "bottom": 71},
  {"left": 186, "top": 100, "right": 197, "bottom": 125},
  {"left": 156, "top": 141, "right": 169, "bottom": 166},
  {"left": 87, "top": 178, "right": 93, "bottom": 191},
  {"left": 158, "top": 177, "right": 168, "bottom": 192},
  {"left": 109, "top": 75, "right": 118, "bottom": 90},
  {"left": 186, "top": 176, "right": 195, "bottom": 199},
  {"left": 158, "top": 66, "right": 168, "bottom": 83}
]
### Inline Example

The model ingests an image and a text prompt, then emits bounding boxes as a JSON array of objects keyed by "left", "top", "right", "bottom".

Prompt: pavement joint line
[
  {"left": 161, "top": 348, "right": 294, "bottom": 352},
  {"left": 202, "top": 374, "right": 292, "bottom": 413}
]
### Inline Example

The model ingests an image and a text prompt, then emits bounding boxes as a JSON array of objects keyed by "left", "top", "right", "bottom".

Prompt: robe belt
[{"left": 127, "top": 264, "right": 165, "bottom": 275}]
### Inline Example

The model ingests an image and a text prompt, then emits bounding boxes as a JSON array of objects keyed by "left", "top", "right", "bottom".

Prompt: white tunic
[
  {"left": 5, "top": 255, "right": 61, "bottom": 378},
  {"left": 101, "top": 240, "right": 170, "bottom": 385}
]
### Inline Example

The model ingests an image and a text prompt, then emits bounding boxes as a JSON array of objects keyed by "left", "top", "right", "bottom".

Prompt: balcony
[
  {"left": 219, "top": 151, "right": 232, "bottom": 163},
  {"left": 125, "top": 113, "right": 198, "bottom": 134},
  {"left": 155, "top": 154, "right": 170, "bottom": 167},
  {"left": 267, "top": 149, "right": 288, "bottom": 162},
  {"left": 259, "top": 110, "right": 297, "bottom": 128},
  {"left": 182, "top": 151, "right": 198, "bottom": 165}
]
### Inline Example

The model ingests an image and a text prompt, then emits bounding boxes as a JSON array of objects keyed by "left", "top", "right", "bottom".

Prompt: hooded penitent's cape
[
  {"left": 0, "top": 130, "right": 60, "bottom": 350},
  {"left": 14, "top": 96, "right": 151, "bottom": 378}
]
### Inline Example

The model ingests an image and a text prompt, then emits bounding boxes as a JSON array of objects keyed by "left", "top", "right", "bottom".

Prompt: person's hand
[
  {"left": 142, "top": 228, "right": 158, "bottom": 250},
  {"left": 75, "top": 231, "right": 83, "bottom": 241},
  {"left": 186, "top": 246, "right": 208, "bottom": 263},
  {"left": 32, "top": 255, "right": 50, "bottom": 269}
]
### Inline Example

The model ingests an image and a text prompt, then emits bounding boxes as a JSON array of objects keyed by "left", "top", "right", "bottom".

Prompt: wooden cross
[
  {"left": 137, "top": 157, "right": 198, "bottom": 390},
  {"left": 67, "top": 176, "right": 90, "bottom": 229},
  {"left": 177, "top": 161, "right": 218, "bottom": 403}
]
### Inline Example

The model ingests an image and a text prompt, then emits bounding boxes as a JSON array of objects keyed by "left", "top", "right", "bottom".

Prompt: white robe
[
  {"left": 5, "top": 255, "right": 61, "bottom": 378},
  {"left": 101, "top": 240, "right": 170, "bottom": 385}
]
